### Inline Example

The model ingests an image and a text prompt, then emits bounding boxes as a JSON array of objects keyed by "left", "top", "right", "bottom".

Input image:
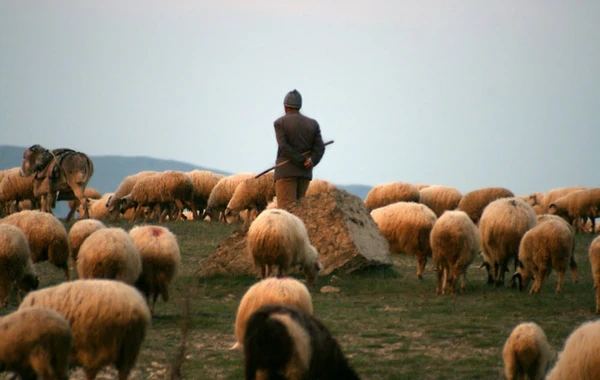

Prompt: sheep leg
[
  {"left": 556, "top": 270, "right": 565, "bottom": 293},
  {"left": 596, "top": 286, "right": 600, "bottom": 314},
  {"left": 131, "top": 205, "right": 145, "bottom": 223},
  {"left": 435, "top": 264, "right": 444, "bottom": 295},
  {"left": 175, "top": 199, "right": 185, "bottom": 221},
  {"left": 66, "top": 199, "right": 80, "bottom": 222},
  {"left": 416, "top": 255, "right": 427, "bottom": 280}
]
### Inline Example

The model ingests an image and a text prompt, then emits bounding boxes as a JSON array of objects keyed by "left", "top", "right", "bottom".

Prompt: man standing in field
[{"left": 273, "top": 89, "right": 326, "bottom": 208}]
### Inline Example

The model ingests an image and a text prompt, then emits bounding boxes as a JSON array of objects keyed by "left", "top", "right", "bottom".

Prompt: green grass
[{"left": 1, "top": 220, "right": 598, "bottom": 379}]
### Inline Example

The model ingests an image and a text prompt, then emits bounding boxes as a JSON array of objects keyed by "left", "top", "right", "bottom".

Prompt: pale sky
[{"left": 1, "top": 1, "right": 598, "bottom": 196}]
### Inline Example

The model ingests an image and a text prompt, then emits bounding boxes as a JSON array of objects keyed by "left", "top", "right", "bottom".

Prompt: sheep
[
  {"left": 129, "top": 225, "right": 180, "bottom": 313},
  {"left": 0, "top": 210, "right": 70, "bottom": 280},
  {"left": 232, "top": 277, "right": 313, "bottom": 350},
  {"left": 502, "top": 322, "right": 552, "bottom": 380},
  {"left": 589, "top": 236, "right": 600, "bottom": 314},
  {"left": 537, "top": 214, "right": 578, "bottom": 282},
  {"left": 76, "top": 227, "right": 142, "bottom": 285},
  {"left": 364, "top": 181, "right": 420, "bottom": 211},
  {"left": 0, "top": 307, "right": 72, "bottom": 380},
  {"left": 0, "top": 167, "right": 37, "bottom": 216},
  {"left": 527, "top": 192, "right": 545, "bottom": 207},
  {"left": 418, "top": 185, "right": 463, "bottom": 217},
  {"left": 19, "top": 279, "right": 151, "bottom": 380},
  {"left": 305, "top": 179, "right": 337, "bottom": 197},
  {"left": 414, "top": 183, "right": 430, "bottom": 191},
  {"left": 202, "top": 172, "right": 255, "bottom": 222},
  {"left": 548, "top": 188, "right": 600, "bottom": 233},
  {"left": 224, "top": 171, "right": 276, "bottom": 222},
  {"left": 546, "top": 320, "right": 600, "bottom": 379},
  {"left": 371, "top": 201, "right": 438, "bottom": 279},
  {"left": 456, "top": 187, "right": 514, "bottom": 225},
  {"left": 244, "top": 304, "right": 360, "bottom": 380},
  {"left": 479, "top": 198, "right": 537, "bottom": 287},
  {"left": 106, "top": 170, "right": 158, "bottom": 218},
  {"left": 430, "top": 210, "right": 480, "bottom": 295},
  {"left": 66, "top": 187, "right": 101, "bottom": 221},
  {"left": 540, "top": 186, "right": 587, "bottom": 213},
  {"left": 0, "top": 224, "right": 39, "bottom": 307},
  {"left": 77, "top": 192, "right": 114, "bottom": 220},
  {"left": 119, "top": 170, "right": 197, "bottom": 222},
  {"left": 68, "top": 219, "right": 106, "bottom": 264},
  {"left": 247, "top": 209, "right": 322, "bottom": 287},
  {"left": 187, "top": 169, "right": 225, "bottom": 218},
  {"left": 512, "top": 216, "right": 575, "bottom": 293}
]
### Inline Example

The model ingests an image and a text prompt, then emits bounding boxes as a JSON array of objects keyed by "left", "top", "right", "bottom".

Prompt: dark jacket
[{"left": 273, "top": 110, "right": 325, "bottom": 181}]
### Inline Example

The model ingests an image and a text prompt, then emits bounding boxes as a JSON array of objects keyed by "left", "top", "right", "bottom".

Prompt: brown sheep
[
  {"left": 418, "top": 185, "right": 463, "bottom": 217},
  {"left": 364, "top": 182, "right": 420, "bottom": 211},
  {"left": 456, "top": 187, "right": 514, "bottom": 225}
]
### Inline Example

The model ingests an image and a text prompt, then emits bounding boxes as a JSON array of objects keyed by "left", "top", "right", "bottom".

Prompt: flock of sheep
[{"left": 2, "top": 159, "right": 600, "bottom": 378}]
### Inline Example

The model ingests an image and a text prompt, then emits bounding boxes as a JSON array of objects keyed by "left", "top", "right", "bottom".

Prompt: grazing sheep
[
  {"left": 187, "top": 170, "right": 225, "bottom": 218},
  {"left": 247, "top": 209, "right": 321, "bottom": 287},
  {"left": 364, "top": 181, "right": 420, "bottom": 211},
  {"left": 68, "top": 219, "right": 106, "bottom": 264},
  {"left": 479, "top": 198, "right": 537, "bottom": 287},
  {"left": 502, "top": 322, "right": 552, "bottom": 380},
  {"left": 371, "top": 202, "right": 438, "bottom": 279},
  {"left": 67, "top": 187, "right": 101, "bottom": 221},
  {"left": 540, "top": 186, "right": 587, "bottom": 213},
  {"left": 120, "top": 170, "right": 197, "bottom": 223},
  {"left": 0, "top": 307, "right": 72, "bottom": 380},
  {"left": 305, "top": 179, "right": 337, "bottom": 197},
  {"left": 0, "top": 224, "right": 38, "bottom": 307},
  {"left": 233, "top": 277, "right": 313, "bottom": 350},
  {"left": 0, "top": 167, "right": 36, "bottom": 216},
  {"left": 418, "top": 185, "right": 463, "bottom": 217},
  {"left": 19, "top": 279, "right": 151, "bottom": 380},
  {"left": 106, "top": 171, "right": 158, "bottom": 218},
  {"left": 202, "top": 172, "right": 255, "bottom": 222},
  {"left": 546, "top": 320, "right": 600, "bottom": 380},
  {"left": 224, "top": 172, "right": 276, "bottom": 222},
  {"left": 0, "top": 210, "right": 70, "bottom": 280},
  {"left": 77, "top": 228, "right": 142, "bottom": 285},
  {"left": 456, "top": 187, "right": 514, "bottom": 224},
  {"left": 129, "top": 225, "right": 180, "bottom": 313},
  {"left": 430, "top": 210, "right": 480, "bottom": 295},
  {"left": 244, "top": 304, "right": 360, "bottom": 380},
  {"left": 589, "top": 236, "right": 600, "bottom": 314},
  {"left": 512, "top": 217, "right": 575, "bottom": 294},
  {"left": 78, "top": 192, "right": 113, "bottom": 220},
  {"left": 548, "top": 188, "right": 600, "bottom": 233},
  {"left": 527, "top": 192, "right": 545, "bottom": 207}
]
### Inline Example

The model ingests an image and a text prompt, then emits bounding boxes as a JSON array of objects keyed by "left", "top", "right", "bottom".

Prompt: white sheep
[
  {"left": 0, "top": 224, "right": 38, "bottom": 307},
  {"left": 187, "top": 169, "right": 225, "bottom": 218},
  {"left": 106, "top": 171, "right": 158, "bottom": 218},
  {"left": 244, "top": 304, "right": 360, "bottom": 380},
  {"left": 502, "top": 322, "right": 552, "bottom": 380},
  {"left": 548, "top": 188, "right": 600, "bottom": 233},
  {"left": 540, "top": 186, "right": 587, "bottom": 213},
  {"left": 76, "top": 227, "right": 142, "bottom": 285},
  {"left": 120, "top": 170, "right": 196, "bottom": 222},
  {"left": 0, "top": 167, "right": 37, "bottom": 216},
  {"left": 546, "top": 320, "right": 600, "bottom": 379},
  {"left": 19, "top": 279, "right": 151, "bottom": 380},
  {"left": 0, "top": 307, "right": 72, "bottom": 380},
  {"left": 418, "top": 185, "right": 463, "bottom": 217},
  {"left": 68, "top": 219, "right": 106, "bottom": 264},
  {"left": 371, "top": 201, "right": 438, "bottom": 279},
  {"left": 456, "top": 187, "right": 514, "bottom": 225},
  {"left": 0, "top": 210, "right": 71, "bottom": 280},
  {"left": 232, "top": 277, "right": 313, "bottom": 350},
  {"left": 513, "top": 216, "right": 576, "bottom": 293},
  {"left": 589, "top": 236, "right": 600, "bottom": 314},
  {"left": 224, "top": 171, "right": 275, "bottom": 222},
  {"left": 479, "top": 198, "right": 537, "bottom": 286},
  {"left": 247, "top": 209, "right": 321, "bottom": 287},
  {"left": 202, "top": 172, "right": 255, "bottom": 222},
  {"left": 305, "top": 179, "right": 337, "bottom": 197},
  {"left": 78, "top": 192, "right": 114, "bottom": 220},
  {"left": 430, "top": 210, "right": 480, "bottom": 295},
  {"left": 364, "top": 181, "right": 420, "bottom": 211},
  {"left": 129, "top": 225, "right": 181, "bottom": 313}
]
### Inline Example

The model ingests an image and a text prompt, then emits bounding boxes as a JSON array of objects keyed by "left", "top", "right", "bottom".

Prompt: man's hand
[{"left": 304, "top": 157, "right": 314, "bottom": 169}]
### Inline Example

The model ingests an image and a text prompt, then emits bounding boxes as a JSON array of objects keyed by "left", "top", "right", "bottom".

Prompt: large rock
[{"left": 197, "top": 189, "right": 392, "bottom": 278}]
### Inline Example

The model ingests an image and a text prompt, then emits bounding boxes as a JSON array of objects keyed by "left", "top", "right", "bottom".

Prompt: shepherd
[
  {"left": 19, "top": 145, "right": 94, "bottom": 220},
  {"left": 270, "top": 89, "right": 326, "bottom": 209}
]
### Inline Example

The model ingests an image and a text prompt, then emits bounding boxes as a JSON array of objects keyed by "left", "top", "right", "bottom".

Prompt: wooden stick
[{"left": 255, "top": 140, "right": 334, "bottom": 178}]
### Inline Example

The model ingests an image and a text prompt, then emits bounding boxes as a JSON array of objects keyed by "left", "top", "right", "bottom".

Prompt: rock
[{"left": 197, "top": 189, "right": 392, "bottom": 278}]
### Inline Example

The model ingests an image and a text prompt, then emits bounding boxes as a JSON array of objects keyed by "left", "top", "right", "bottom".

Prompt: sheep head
[
  {"left": 302, "top": 245, "right": 322, "bottom": 288},
  {"left": 511, "top": 260, "right": 529, "bottom": 292},
  {"left": 119, "top": 195, "right": 137, "bottom": 214},
  {"left": 478, "top": 252, "right": 494, "bottom": 285}
]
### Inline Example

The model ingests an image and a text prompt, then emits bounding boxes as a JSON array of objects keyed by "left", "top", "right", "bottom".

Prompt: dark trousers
[{"left": 275, "top": 177, "right": 311, "bottom": 208}]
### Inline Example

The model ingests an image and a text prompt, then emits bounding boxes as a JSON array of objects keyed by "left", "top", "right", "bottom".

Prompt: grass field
[{"left": 1, "top": 218, "right": 598, "bottom": 380}]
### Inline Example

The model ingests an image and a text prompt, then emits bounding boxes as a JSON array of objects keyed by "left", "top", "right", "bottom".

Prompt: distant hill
[{"left": 0, "top": 145, "right": 371, "bottom": 216}]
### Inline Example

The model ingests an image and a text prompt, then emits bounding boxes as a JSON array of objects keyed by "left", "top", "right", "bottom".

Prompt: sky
[{"left": 1, "top": 0, "right": 598, "bottom": 196}]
